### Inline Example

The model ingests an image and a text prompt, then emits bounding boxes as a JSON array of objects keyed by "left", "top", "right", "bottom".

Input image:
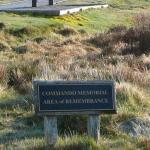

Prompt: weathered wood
[
  {"left": 87, "top": 115, "right": 100, "bottom": 142},
  {"left": 49, "top": 0, "right": 54, "bottom": 5},
  {"left": 44, "top": 116, "right": 58, "bottom": 147},
  {"left": 32, "top": 0, "right": 37, "bottom": 7}
]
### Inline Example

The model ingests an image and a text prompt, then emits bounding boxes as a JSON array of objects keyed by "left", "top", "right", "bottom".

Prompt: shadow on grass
[
  {"left": 0, "top": 127, "right": 43, "bottom": 145},
  {"left": 11, "top": 114, "right": 43, "bottom": 130},
  {"left": 0, "top": 93, "right": 33, "bottom": 111}
]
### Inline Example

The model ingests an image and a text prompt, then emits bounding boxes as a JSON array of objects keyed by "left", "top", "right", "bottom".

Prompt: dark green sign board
[{"left": 33, "top": 80, "right": 116, "bottom": 115}]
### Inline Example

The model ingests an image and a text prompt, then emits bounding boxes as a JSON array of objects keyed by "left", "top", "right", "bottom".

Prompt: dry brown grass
[
  {"left": 88, "top": 13, "right": 150, "bottom": 56},
  {"left": 56, "top": 27, "right": 78, "bottom": 36},
  {"left": 0, "top": 64, "right": 7, "bottom": 84}
]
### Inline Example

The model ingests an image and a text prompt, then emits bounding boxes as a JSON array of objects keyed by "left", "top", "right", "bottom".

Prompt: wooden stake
[
  {"left": 44, "top": 116, "right": 58, "bottom": 148},
  {"left": 49, "top": 0, "right": 54, "bottom": 5},
  {"left": 87, "top": 115, "right": 100, "bottom": 142},
  {"left": 32, "top": 0, "right": 37, "bottom": 7}
]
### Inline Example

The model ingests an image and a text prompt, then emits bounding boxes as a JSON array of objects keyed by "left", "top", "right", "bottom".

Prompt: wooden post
[
  {"left": 49, "top": 0, "right": 54, "bottom": 5},
  {"left": 87, "top": 115, "right": 100, "bottom": 142},
  {"left": 32, "top": 0, "right": 37, "bottom": 7},
  {"left": 44, "top": 116, "right": 58, "bottom": 148}
]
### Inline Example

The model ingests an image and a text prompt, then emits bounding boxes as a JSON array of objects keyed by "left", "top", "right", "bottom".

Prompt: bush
[
  {"left": 58, "top": 116, "right": 87, "bottom": 134},
  {"left": 0, "top": 22, "right": 5, "bottom": 30},
  {"left": 78, "top": 29, "right": 87, "bottom": 34},
  {"left": 57, "top": 27, "right": 78, "bottom": 36},
  {"left": 135, "top": 14, "right": 150, "bottom": 54},
  {"left": 89, "top": 31, "right": 126, "bottom": 55},
  {"left": 89, "top": 14, "right": 150, "bottom": 56},
  {"left": 6, "top": 60, "right": 39, "bottom": 94},
  {"left": 0, "top": 64, "right": 7, "bottom": 84},
  {"left": 123, "top": 14, "right": 150, "bottom": 55},
  {"left": 108, "top": 25, "right": 127, "bottom": 33},
  {"left": 10, "top": 27, "right": 32, "bottom": 37},
  {"left": 0, "top": 41, "right": 10, "bottom": 51},
  {"left": 19, "top": 61, "right": 39, "bottom": 82},
  {"left": 14, "top": 45, "right": 30, "bottom": 54},
  {"left": 33, "top": 37, "right": 46, "bottom": 43}
]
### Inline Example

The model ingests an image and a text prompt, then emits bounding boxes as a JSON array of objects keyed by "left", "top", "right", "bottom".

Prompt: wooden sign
[
  {"left": 33, "top": 80, "right": 116, "bottom": 147},
  {"left": 34, "top": 80, "right": 116, "bottom": 115}
]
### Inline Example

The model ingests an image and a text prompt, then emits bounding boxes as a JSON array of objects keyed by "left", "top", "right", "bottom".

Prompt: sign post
[
  {"left": 33, "top": 80, "right": 116, "bottom": 147},
  {"left": 88, "top": 115, "right": 100, "bottom": 142},
  {"left": 44, "top": 116, "right": 58, "bottom": 147}
]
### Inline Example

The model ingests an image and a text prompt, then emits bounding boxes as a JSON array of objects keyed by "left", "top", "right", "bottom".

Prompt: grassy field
[{"left": 0, "top": 0, "right": 150, "bottom": 149}]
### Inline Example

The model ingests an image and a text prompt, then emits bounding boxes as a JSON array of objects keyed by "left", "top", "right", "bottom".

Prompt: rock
[
  {"left": 119, "top": 117, "right": 150, "bottom": 138},
  {"left": 14, "top": 45, "right": 30, "bottom": 54}
]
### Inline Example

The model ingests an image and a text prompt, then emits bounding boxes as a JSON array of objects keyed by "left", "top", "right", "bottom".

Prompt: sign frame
[{"left": 33, "top": 80, "right": 116, "bottom": 116}]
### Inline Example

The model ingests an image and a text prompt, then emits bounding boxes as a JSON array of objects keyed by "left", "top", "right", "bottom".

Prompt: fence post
[
  {"left": 32, "top": 0, "right": 37, "bottom": 7},
  {"left": 49, "top": 0, "right": 54, "bottom": 5}
]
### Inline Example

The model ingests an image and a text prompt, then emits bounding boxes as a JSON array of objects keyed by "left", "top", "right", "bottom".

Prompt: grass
[
  {"left": 107, "top": 0, "right": 150, "bottom": 8},
  {"left": 0, "top": 0, "right": 150, "bottom": 149},
  {"left": 0, "top": 8, "right": 133, "bottom": 33}
]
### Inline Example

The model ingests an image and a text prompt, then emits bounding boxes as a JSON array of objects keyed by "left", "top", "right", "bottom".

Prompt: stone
[
  {"left": 14, "top": 45, "right": 30, "bottom": 54},
  {"left": 119, "top": 117, "right": 150, "bottom": 138}
]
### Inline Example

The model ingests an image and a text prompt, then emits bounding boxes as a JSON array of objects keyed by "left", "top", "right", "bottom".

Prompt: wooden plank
[
  {"left": 87, "top": 115, "right": 100, "bottom": 142},
  {"left": 44, "top": 116, "right": 58, "bottom": 147}
]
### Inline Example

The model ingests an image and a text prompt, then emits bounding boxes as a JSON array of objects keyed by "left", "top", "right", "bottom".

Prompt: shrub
[
  {"left": 10, "top": 27, "right": 32, "bottom": 37},
  {"left": 57, "top": 27, "right": 78, "bottom": 36},
  {"left": 78, "top": 29, "right": 87, "bottom": 34},
  {"left": 139, "top": 139, "right": 150, "bottom": 150},
  {"left": 135, "top": 14, "right": 150, "bottom": 54},
  {"left": 108, "top": 25, "right": 127, "bottom": 33},
  {"left": 0, "top": 64, "right": 7, "bottom": 84},
  {"left": 33, "top": 37, "right": 46, "bottom": 43},
  {"left": 0, "top": 22, "right": 5, "bottom": 30},
  {"left": 0, "top": 41, "right": 10, "bottom": 51},
  {"left": 14, "top": 45, "right": 30, "bottom": 54},
  {"left": 7, "top": 67, "right": 25, "bottom": 90},
  {"left": 89, "top": 14, "right": 150, "bottom": 56},
  {"left": 58, "top": 116, "right": 87, "bottom": 134},
  {"left": 19, "top": 61, "right": 39, "bottom": 82},
  {"left": 123, "top": 14, "right": 150, "bottom": 55},
  {"left": 6, "top": 61, "right": 38, "bottom": 94},
  {"left": 89, "top": 31, "right": 125, "bottom": 55}
]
